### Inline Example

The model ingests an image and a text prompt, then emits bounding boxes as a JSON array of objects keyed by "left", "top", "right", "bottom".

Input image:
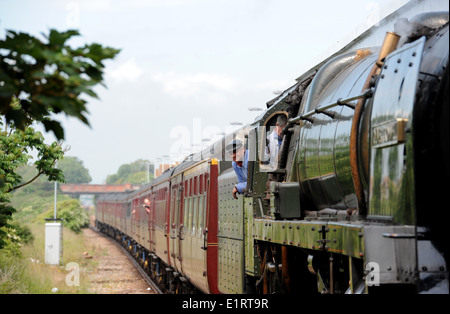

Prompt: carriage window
[
  {"left": 126, "top": 202, "right": 131, "bottom": 217},
  {"left": 183, "top": 197, "right": 189, "bottom": 227},
  {"left": 175, "top": 188, "right": 180, "bottom": 222},
  {"left": 188, "top": 196, "right": 193, "bottom": 231},
  {"left": 194, "top": 176, "right": 198, "bottom": 195},
  {"left": 171, "top": 188, "right": 176, "bottom": 223},
  {"left": 192, "top": 195, "right": 198, "bottom": 234},
  {"left": 199, "top": 174, "right": 203, "bottom": 194},
  {"left": 198, "top": 193, "right": 204, "bottom": 235}
]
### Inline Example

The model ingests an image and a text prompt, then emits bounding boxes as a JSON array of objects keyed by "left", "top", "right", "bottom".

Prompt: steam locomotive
[{"left": 96, "top": 7, "right": 449, "bottom": 294}]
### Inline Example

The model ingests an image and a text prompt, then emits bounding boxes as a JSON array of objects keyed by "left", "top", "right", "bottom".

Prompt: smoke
[{"left": 394, "top": 17, "right": 433, "bottom": 48}]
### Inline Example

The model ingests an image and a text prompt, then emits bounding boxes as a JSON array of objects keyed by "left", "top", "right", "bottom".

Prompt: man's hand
[{"left": 232, "top": 186, "right": 238, "bottom": 199}]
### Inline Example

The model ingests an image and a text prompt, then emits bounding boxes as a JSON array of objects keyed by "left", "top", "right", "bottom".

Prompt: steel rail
[{"left": 89, "top": 226, "right": 164, "bottom": 294}]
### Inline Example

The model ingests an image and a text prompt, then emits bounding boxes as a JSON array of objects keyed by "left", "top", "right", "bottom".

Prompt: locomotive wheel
[{"left": 257, "top": 243, "right": 284, "bottom": 294}]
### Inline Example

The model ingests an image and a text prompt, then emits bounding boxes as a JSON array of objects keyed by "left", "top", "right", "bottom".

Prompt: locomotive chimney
[{"left": 376, "top": 31, "right": 400, "bottom": 69}]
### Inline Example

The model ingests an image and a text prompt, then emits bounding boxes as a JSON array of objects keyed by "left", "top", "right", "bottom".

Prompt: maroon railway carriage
[{"left": 96, "top": 158, "right": 219, "bottom": 293}]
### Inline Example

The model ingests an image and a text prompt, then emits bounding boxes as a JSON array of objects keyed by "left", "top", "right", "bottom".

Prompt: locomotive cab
[{"left": 246, "top": 99, "right": 294, "bottom": 219}]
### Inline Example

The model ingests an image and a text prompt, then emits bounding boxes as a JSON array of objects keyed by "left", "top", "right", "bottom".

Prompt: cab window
[{"left": 259, "top": 112, "right": 288, "bottom": 172}]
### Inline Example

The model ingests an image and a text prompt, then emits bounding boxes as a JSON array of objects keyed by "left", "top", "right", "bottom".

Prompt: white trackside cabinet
[{"left": 45, "top": 221, "right": 63, "bottom": 265}]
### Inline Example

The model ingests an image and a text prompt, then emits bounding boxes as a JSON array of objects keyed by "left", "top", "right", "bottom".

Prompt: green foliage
[
  {"left": 0, "top": 198, "right": 15, "bottom": 248},
  {"left": 9, "top": 221, "right": 34, "bottom": 244},
  {"left": 106, "top": 159, "right": 154, "bottom": 184},
  {"left": 0, "top": 226, "right": 26, "bottom": 292},
  {"left": 0, "top": 29, "right": 120, "bottom": 140},
  {"left": 0, "top": 125, "right": 65, "bottom": 248},
  {"left": 58, "top": 156, "right": 92, "bottom": 183},
  {"left": 0, "top": 126, "right": 65, "bottom": 192},
  {"left": 42, "top": 199, "right": 89, "bottom": 233},
  {"left": 0, "top": 220, "right": 33, "bottom": 259},
  {"left": 0, "top": 226, "right": 22, "bottom": 258},
  {"left": 1, "top": 27, "right": 119, "bottom": 249}
]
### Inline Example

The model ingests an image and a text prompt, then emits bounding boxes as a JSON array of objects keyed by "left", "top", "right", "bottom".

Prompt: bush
[
  {"left": 44, "top": 199, "right": 89, "bottom": 233},
  {"left": 0, "top": 226, "right": 23, "bottom": 258},
  {"left": 9, "top": 221, "right": 34, "bottom": 244}
]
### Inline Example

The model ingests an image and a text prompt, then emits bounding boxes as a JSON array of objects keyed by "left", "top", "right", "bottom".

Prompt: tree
[
  {"left": 58, "top": 156, "right": 92, "bottom": 184},
  {"left": 0, "top": 124, "right": 65, "bottom": 248},
  {"left": 106, "top": 159, "right": 154, "bottom": 185},
  {"left": 0, "top": 29, "right": 120, "bottom": 140},
  {"left": 0, "top": 28, "right": 120, "bottom": 248}
]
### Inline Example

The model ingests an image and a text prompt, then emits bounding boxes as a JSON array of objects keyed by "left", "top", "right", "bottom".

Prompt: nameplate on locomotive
[{"left": 372, "top": 118, "right": 407, "bottom": 148}]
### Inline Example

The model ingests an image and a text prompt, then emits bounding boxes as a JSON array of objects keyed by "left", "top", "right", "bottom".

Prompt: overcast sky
[{"left": 1, "top": 0, "right": 410, "bottom": 183}]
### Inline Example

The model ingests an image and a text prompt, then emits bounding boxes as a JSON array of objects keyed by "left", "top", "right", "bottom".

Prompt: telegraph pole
[{"left": 45, "top": 161, "right": 63, "bottom": 265}]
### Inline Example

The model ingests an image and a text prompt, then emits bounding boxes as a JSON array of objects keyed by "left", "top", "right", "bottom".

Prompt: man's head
[
  {"left": 275, "top": 115, "right": 287, "bottom": 137},
  {"left": 226, "top": 139, "right": 245, "bottom": 162}
]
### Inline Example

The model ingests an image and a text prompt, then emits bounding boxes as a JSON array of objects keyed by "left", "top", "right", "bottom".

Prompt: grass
[
  {"left": 1, "top": 222, "right": 94, "bottom": 294},
  {"left": 1, "top": 205, "right": 101, "bottom": 294},
  {"left": 1, "top": 179, "right": 103, "bottom": 294}
]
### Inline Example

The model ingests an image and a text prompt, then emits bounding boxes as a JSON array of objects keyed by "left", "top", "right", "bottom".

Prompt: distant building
[{"left": 154, "top": 162, "right": 179, "bottom": 178}]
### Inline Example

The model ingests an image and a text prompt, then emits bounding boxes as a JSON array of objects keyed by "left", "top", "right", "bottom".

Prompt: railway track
[{"left": 89, "top": 226, "right": 164, "bottom": 294}]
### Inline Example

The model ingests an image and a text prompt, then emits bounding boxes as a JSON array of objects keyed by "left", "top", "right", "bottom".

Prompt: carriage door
[
  {"left": 179, "top": 177, "right": 188, "bottom": 274},
  {"left": 170, "top": 180, "right": 180, "bottom": 271},
  {"left": 149, "top": 190, "right": 156, "bottom": 253}
]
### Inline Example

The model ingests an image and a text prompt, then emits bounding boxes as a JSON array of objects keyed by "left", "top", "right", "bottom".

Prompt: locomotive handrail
[
  {"left": 201, "top": 228, "right": 208, "bottom": 250},
  {"left": 288, "top": 88, "right": 373, "bottom": 124},
  {"left": 179, "top": 224, "right": 185, "bottom": 240}
]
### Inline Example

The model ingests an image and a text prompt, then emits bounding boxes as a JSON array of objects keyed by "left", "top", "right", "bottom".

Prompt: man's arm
[{"left": 235, "top": 181, "right": 247, "bottom": 194}]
